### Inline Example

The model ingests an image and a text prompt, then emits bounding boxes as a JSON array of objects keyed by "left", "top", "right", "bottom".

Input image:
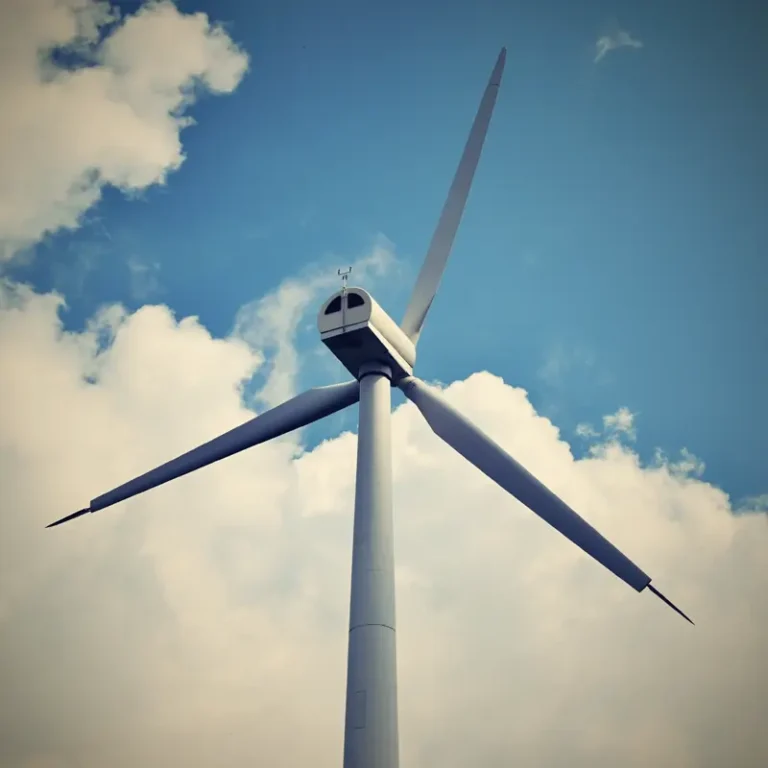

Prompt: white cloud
[
  {"left": 653, "top": 446, "right": 707, "bottom": 479},
  {"left": 576, "top": 407, "right": 638, "bottom": 447},
  {"left": 603, "top": 405, "right": 637, "bottom": 441},
  {"left": 0, "top": 283, "right": 766, "bottom": 768},
  {"left": 737, "top": 493, "right": 768, "bottom": 515},
  {"left": 576, "top": 422, "right": 600, "bottom": 439},
  {"left": 594, "top": 28, "right": 644, "bottom": 64},
  {"left": 0, "top": 0, "right": 249, "bottom": 259}
]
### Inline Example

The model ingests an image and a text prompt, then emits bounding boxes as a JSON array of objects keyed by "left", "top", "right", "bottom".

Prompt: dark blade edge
[
  {"left": 45, "top": 507, "right": 91, "bottom": 529},
  {"left": 647, "top": 583, "right": 695, "bottom": 625}
]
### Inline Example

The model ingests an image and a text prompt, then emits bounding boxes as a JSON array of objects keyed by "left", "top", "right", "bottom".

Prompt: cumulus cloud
[
  {"left": 603, "top": 405, "right": 637, "bottom": 440},
  {"left": 575, "top": 422, "right": 600, "bottom": 439},
  {"left": 594, "top": 28, "right": 644, "bottom": 64},
  {"left": 738, "top": 493, "right": 768, "bottom": 515},
  {"left": 652, "top": 446, "right": 707, "bottom": 479},
  {"left": 0, "top": 282, "right": 766, "bottom": 768},
  {"left": 0, "top": 0, "right": 249, "bottom": 259},
  {"left": 577, "top": 406, "right": 639, "bottom": 445}
]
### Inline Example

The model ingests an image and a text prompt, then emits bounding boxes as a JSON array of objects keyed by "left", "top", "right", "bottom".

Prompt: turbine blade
[
  {"left": 398, "top": 376, "right": 651, "bottom": 592},
  {"left": 46, "top": 508, "right": 90, "bottom": 528},
  {"left": 400, "top": 47, "right": 506, "bottom": 345},
  {"left": 647, "top": 583, "right": 695, "bottom": 625},
  {"left": 47, "top": 380, "right": 360, "bottom": 528}
]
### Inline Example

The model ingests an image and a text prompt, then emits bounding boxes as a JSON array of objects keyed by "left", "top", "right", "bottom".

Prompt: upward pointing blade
[
  {"left": 400, "top": 47, "right": 506, "bottom": 345},
  {"left": 46, "top": 380, "right": 360, "bottom": 527}
]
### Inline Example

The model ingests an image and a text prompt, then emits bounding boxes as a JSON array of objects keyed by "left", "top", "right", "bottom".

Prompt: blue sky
[{"left": 7, "top": 0, "right": 767, "bottom": 505}]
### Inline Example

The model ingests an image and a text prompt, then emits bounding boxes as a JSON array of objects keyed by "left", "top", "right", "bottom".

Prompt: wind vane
[{"left": 338, "top": 266, "right": 352, "bottom": 293}]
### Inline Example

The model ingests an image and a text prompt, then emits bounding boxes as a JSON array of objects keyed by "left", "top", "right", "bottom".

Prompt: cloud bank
[
  {"left": 0, "top": 280, "right": 766, "bottom": 768},
  {"left": 0, "top": 0, "right": 249, "bottom": 259}
]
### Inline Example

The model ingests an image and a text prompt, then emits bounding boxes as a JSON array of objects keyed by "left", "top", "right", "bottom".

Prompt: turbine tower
[{"left": 48, "top": 47, "right": 692, "bottom": 768}]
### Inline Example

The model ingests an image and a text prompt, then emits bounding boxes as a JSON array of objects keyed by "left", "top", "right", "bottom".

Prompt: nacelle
[{"left": 318, "top": 288, "right": 416, "bottom": 381}]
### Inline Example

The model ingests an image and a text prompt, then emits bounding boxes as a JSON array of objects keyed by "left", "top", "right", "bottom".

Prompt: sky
[{"left": 0, "top": 1, "right": 766, "bottom": 767}]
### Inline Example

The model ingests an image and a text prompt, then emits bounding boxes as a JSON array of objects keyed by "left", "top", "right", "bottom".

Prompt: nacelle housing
[{"left": 317, "top": 288, "right": 416, "bottom": 381}]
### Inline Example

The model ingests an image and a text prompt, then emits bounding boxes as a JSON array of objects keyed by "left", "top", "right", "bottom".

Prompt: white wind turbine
[{"left": 49, "top": 47, "right": 692, "bottom": 768}]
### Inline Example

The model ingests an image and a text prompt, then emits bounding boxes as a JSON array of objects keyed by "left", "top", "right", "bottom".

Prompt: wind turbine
[{"left": 48, "top": 47, "right": 693, "bottom": 768}]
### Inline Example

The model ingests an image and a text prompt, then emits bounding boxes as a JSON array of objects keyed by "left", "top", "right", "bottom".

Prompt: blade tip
[
  {"left": 648, "top": 583, "right": 695, "bottom": 626},
  {"left": 493, "top": 47, "right": 507, "bottom": 83},
  {"left": 45, "top": 507, "right": 91, "bottom": 529}
]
